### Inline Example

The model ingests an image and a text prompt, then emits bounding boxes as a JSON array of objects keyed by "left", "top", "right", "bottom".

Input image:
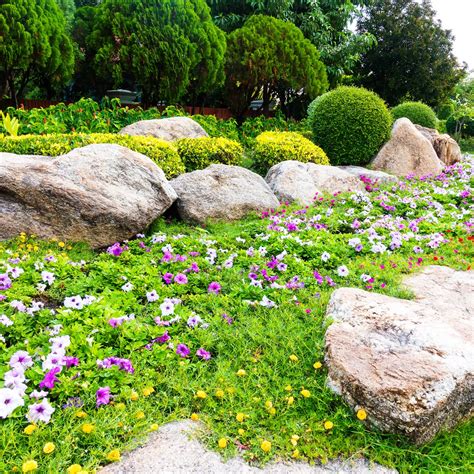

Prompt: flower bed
[{"left": 0, "top": 159, "right": 473, "bottom": 473}]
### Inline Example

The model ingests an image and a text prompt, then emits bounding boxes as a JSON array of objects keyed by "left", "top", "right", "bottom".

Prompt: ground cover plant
[{"left": 0, "top": 159, "right": 473, "bottom": 474}]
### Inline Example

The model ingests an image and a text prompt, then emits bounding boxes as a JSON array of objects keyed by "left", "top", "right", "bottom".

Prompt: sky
[{"left": 430, "top": 0, "right": 474, "bottom": 70}]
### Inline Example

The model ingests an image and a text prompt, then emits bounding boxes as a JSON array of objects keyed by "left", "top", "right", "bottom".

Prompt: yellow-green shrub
[
  {"left": 175, "top": 137, "right": 243, "bottom": 171},
  {"left": 0, "top": 133, "right": 185, "bottom": 178},
  {"left": 253, "top": 131, "right": 329, "bottom": 174}
]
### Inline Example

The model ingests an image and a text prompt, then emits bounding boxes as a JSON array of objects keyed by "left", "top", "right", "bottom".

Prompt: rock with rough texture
[
  {"left": 265, "top": 161, "right": 365, "bottom": 205},
  {"left": 338, "top": 166, "right": 398, "bottom": 184},
  {"left": 371, "top": 118, "right": 444, "bottom": 177},
  {"left": 414, "top": 124, "right": 462, "bottom": 166},
  {"left": 171, "top": 164, "right": 279, "bottom": 224},
  {"left": 324, "top": 266, "right": 474, "bottom": 444},
  {"left": 120, "top": 117, "right": 208, "bottom": 141},
  {"left": 0, "top": 144, "right": 177, "bottom": 247},
  {"left": 99, "top": 420, "right": 396, "bottom": 474}
]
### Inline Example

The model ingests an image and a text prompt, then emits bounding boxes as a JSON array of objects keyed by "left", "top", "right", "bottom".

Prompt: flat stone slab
[
  {"left": 325, "top": 266, "right": 474, "bottom": 444},
  {"left": 100, "top": 421, "right": 396, "bottom": 474}
]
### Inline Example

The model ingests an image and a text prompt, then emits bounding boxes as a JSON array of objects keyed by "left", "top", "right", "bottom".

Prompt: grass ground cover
[{"left": 0, "top": 160, "right": 473, "bottom": 473}]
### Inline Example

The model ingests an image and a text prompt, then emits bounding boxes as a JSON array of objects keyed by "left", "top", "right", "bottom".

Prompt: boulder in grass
[
  {"left": 324, "top": 266, "right": 474, "bottom": 444},
  {"left": 371, "top": 118, "right": 443, "bottom": 177},
  {"left": 0, "top": 144, "right": 177, "bottom": 248},
  {"left": 265, "top": 160, "right": 365, "bottom": 206},
  {"left": 414, "top": 124, "right": 462, "bottom": 166},
  {"left": 170, "top": 164, "right": 279, "bottom": 224},
  {"left": 120, "top": 117, "right": 208, "bottom": 141}
]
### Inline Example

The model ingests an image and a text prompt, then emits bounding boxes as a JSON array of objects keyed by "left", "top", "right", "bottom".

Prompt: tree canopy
[
  {"left": 0, "top": 0, "right": 74, "bottom": 104},
  {"left": 355, "top": 0, "right": 466, "bottom": 107},
  {"left": 225, "top": 15, "right": 328, "bottom": 118},
  {"left": 88, "top": 0, "right": 226, "bottom": 106}
]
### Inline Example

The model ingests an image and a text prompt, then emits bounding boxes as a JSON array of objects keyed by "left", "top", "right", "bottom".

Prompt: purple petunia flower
[
  {"left": 96, "top": 386, "right": 111, "bottom": 407},
  {"left": 176, "top": 344, "right": 190, "bottom": 358},
  {"left": 196, "top": 348, "right": 211, "bottom": 360},
  {"left": 64, "top": 356, "right": 79, "bottom": 368},
  {"left": 39, "top": 367, "right": 61, "bottom": 390},
  {"left": 174, "top": 273, "right": 188, "bottom": 285},
  {"left": 0, "top": 273, "right": 12, "bottom": 291},
  {"left": 162, "top": 272, "right": 174, "bottom": 285},
  {"left": 207, "top": 282, "right": 221, "bottom": 295},
  {"left": 107, "top": 242, "right": 124, "bottom": 257}
]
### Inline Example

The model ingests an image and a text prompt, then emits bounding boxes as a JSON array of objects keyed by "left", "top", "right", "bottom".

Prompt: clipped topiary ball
[
  {"left": 310, "top": 86, "right": 392, "bottom": 166},
  {"left": 392, "top": 101, "right": 438, "bottom": 129},
  {"left": 253, "top": 131, "right": 329, "bottom": 174}
]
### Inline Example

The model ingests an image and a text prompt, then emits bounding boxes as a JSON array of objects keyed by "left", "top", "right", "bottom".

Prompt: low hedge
[
  {"left": 175, "top": 137, "right": 243, "bottom": 171},
  {"left": 391, "top": 101, "right": 438, "bottom": 128},
  {"left": 253, "top": 131, "right": 329, "bottom": 174},
  {"left": 0, "top": 133, "right": 185, "bottom": 178}
]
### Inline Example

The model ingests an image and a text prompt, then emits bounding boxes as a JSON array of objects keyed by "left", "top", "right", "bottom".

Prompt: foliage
[
  {"left": 391, "top": 101, "right": 438, "bottom": 128},
  {"left": 446, "top": 115, "right": 474, "bottom": 138},
  {"left": 355, "top": 0, "right": 466, "bottom": 108},
  {"left": 310, "top": 86, "right": 392, "bottom": 166},
  {"left": 0, "top": 133, "right": 184, "bottom": 178},
  {"left": 191, "top": 115, "right": 240, "bottom": 141},
  {"left": 208, "top": 0, "right": 375, "bottom": 86},
  {"left": 0, "top": 112, "right": 20, "bottom": 137},
  {"left": 225, "top": 15, "right": 328, "bottom": 118},
  {"left": 55, "top": 0, "right": 76, "bottom": 31},
  {"left": 89, "top": 0, "right": 226, "bottom": 105},
  {"left": 176, "top": 137, "right": 243, "bottom": 172},
  {"left": 460, "top": 138, "right": 474, "bottom": 154},
  {"left": 0, "top": 160, "right": 473, "bottom": 472},
  {"left": 445, "top": 77, "right": 474, "bottom": 138},
  {"left": 0, "top": 0, "right": 75, "bottom": 104},
  {"left": 253, "top": 131, "right": 329, "bottom": 174}
]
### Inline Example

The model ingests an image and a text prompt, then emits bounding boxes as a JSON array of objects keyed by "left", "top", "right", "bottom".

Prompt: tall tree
[
  {"left": 355, "top": 0, "right": 466, "bottom": 107},
  {"left": 207, "top": 0, "right": 374, "bottom": 85},
  {"left": 88, "top": 0, "right": 226, "bottom": 106},
  {"left": 0, "top": 0, "right": 74, "bottom": 104},
  {"left": 225, "top": 15, "right": 328, "bottom": 119}
]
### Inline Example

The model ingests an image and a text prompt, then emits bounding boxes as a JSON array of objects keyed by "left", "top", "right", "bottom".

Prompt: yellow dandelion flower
[
  {"left": 142, "top": 387, "right": 155, "bottom": 397},
  {"left": 260, "top": 440, "right": 272, "bottom": 452},
  {"left": 81, "top": 423, "right": 95, "bottom": 434},
  {"left": 130, "top": 390, "right": 139, "bottom": 401},
  {"left": 58, "top": 242, "right": 65, "bottom": 248},
  {"left": 264, "top": 400, "right": 273, "bottom": 409},
  {"left": 300, "top": 389, "right": 311, "bottom": 398},
  {"left": 215, "top": 389, "right": 225, "bottom": 398},
  {"left": 115, "top": 403, "right": 126, "bottom": 410},
  {"left": 76, "top": 411, "right": 87, "bottom": 418},
  {"left": 236, "top": 412, "right": 245, "bottom": 422},
  {"left": 22, "top": 460, "right": 38, "bottom": 473},
  {"left": 284, "top": 385, "right": 292, "bottom": 391},
  {"left": 150, "top": 423, "right": 159, "bottom": 431},
  {"left": 136, "top": 411, "right": 145, "bottom": 420},
  {"left": 357, "top": 409, "right": 367, "bottom": 421},
  {"left": 292, "top": 449, "right": 300, "bottom": 458},
  {"left": 191, "top": 413, "right": 199, "bottom": 421},
  {"left": 289, "top": 354, "right": 298, "bottom": 362},
  {"left": 236, "top": 369, "right": 246, "bottom": 377},
  {"left": 43, "top": 442, "right": 55, "bottom": 454},
  {"left": 324, "top": 421, "right": 334, "bottom": 430},
  {"left": 290, "top": 434, "right": 299, "bottom": 446},
  {"left": 218, "top": 438, "right": 227, "bottom": 449},
  {"left": 66, "top": 465, "right": 83, "bottom": 474},
  {"left": 287, "top": 396, "right": 295, "bottom": 405},
  {"left": 313, "top": 361, "right": 322, "bottom": 369},
  {"left": 24, "top": 424, "right": 37, "bottom": 435},
  {"left": 106, "top": 449, "right": 121, "bottom": 462},
  {"left": 268, "top": 407, "right": 276, "bottom": 415},
  {"left": 196, "top": 390, "right": 207, "bottom": 399},
  {"left": 238, "top": 428, "right": 245, "bottom": 435}
]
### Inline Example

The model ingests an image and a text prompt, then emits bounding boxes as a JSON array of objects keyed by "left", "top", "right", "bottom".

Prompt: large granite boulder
[
  {"left": 120, "top": 117, "right": 208, "bottom": 141},
  {"left": 324, "top": 266, "right": 474, "bottom": 444},
  {"left": 171, "top": 164, "right": 279, "bottom": 224},
  {"left": 0, "top": 144, "right": 177, "bottom": 247},
  {"left": 265, "top": 161, "right": 365, "bottom": 206},
  {"left": 338, "top": 166, "right": 398, "bottom": 185},
  {"left": 414, "top": 124, "right": 462, "bottom": 166},
  {"left": 371, "top": 118, "right": 444, "bottom": 177}
]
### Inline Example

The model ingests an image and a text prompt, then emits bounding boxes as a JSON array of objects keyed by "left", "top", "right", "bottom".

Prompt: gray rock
[
  {"left": 414, "top": 124, "right": 462, "bottom": 166},
  {"left": 265, "top": 161, "right": 365, "bottom": 206},
  {"left": 371, "top": 118, "right": 443, "bottom": 177},
  {"left": 120, "top": 117, "right": 208, "bottom": 141},
  {"left": 0, "top": 144, "right": 177, "bottom": 248},
  {"left": 171, "top": 164, "right": 279, "bottom": 224},
  {"left": 99, "top": 420, "right": 396, "bottom": 474},
  {"left": 338, "top": 166, "right": 398, "bottom": 184},
  {"left": 324, "top": 266, "right": 474, "bottom": 444}
]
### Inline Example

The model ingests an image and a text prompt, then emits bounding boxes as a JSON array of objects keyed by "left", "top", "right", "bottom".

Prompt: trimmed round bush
[
  {"left": 391, "top": 101, "right": 438, "bottom": 128},
  {"left": 175, "top": 137, "right": 243, "bottom": 171},
  {"left": 446, "top": 115, "right": 474, "bottom": 138},
  {"left": 310, "top": 86, "right": 392, "bottom": 166},
  {"left": 253, "top": 131, "right": 329, "bottom": 174},
  {"left": 0, "top": 133, "right": 184, "bottom": 178}
]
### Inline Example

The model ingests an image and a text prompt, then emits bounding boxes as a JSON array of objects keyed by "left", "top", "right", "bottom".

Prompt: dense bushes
[
  {"left": 310, "top": 86, "right": 392, "bottom": 166},
  {"left": 176, "top": 137, "right": 243, "bottom": 171},
  {"left": 0, "top": 133, "right": 185, "bottom": 178},
  {"left": 253, "top": 131, "right": 329, "bottom": 174},
  {"left": 446, "top": 115, "right": 474, "bottom": 138},
  {"left": 391, "top": 101, "right": 438, "bottom": 128}
]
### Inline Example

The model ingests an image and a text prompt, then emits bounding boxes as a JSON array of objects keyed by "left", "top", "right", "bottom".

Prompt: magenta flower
[
  {"left": 107, "top": 243, "right": 124, "bottom": 257},
  {"left": 96, "top": 386, "right": 111, "bottom": 407},
  {"left": 176, "top": 344, "right": 190, "bottom": 358},
  {"left": 0, "top": 274, "right": 12, "bottom": 291},
  {"left": 162, "top": 273, "right": 174, "bottom": 285},
  {"left": 157, "top": 331, "right": 170, "bottom": 343},
  {"left": 196, "top": 348, "right": 211, "bottom": 360},
  {"left": 64, "top": 356, "right": 79, "bottom": 368},
  {"left": 174, "top": 273, "right": 188, "bottom": 285},
  {"left": 39, "top": 367, "right": 61, "bottom": 390},
  {"left": 207, "top": 281, "right": 221, "bottom": 295}
]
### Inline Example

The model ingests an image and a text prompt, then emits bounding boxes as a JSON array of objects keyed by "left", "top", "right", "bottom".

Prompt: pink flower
[
  {"left": 207, "top": 282, "right": 221, "bottom": 294},
  {"left": 96, "top": 386, "right": 111, "bottom": 407}
]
